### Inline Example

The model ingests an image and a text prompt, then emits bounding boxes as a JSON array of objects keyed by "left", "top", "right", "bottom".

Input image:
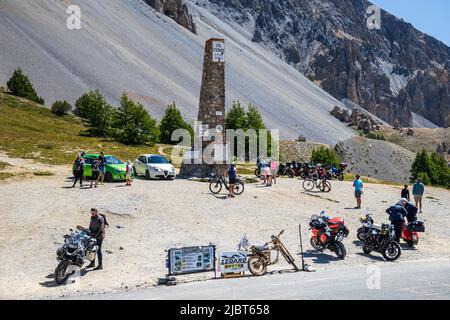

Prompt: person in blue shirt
[
  {"left": 227, "top": 163, "right": 237, "bottom": 198},
  {"left": 353, "top": 175, "right": 363, "bottom": 209},
  {"left": 412, "top": 179, "right": 425, "bottom": 213}
]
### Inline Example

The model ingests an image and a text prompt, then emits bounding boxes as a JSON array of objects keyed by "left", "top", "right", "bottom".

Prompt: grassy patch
[
  {"left": 0, "top": 93, "right": 158, "bottom": 166},
  {"left": 33, "top": 171, "right": 55, "bottom": 177},
  {"left": 344, "top": 173, "right": 402, "bottom": 186},
  {"left": 0, "top": 172, "right": 14, "bottom": 180}
]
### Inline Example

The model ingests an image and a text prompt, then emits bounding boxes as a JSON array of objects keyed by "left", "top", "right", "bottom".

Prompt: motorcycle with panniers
[
  {"left": 309, "top": 211, "right": 349, "bottom": 259},
  {"left": 54, "top": 228, "right": 98, "bottom": 284}
]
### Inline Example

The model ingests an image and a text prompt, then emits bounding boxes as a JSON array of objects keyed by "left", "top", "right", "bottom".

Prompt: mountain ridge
[{"left": 197, "top": 0, "right": 450, "bottom": 128}]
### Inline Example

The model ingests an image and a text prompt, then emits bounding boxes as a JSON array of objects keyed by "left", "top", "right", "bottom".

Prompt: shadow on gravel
[
  {"left": 40, "top": 269, "right": 89, "bottom": 288},
  {"left": 208, "top": 193, "right": 228, "bottom": 200},
  {"left": 300, "top": 250, "right": 339, "bottom": 264},
  {"left": 355, "top": 252, "right": 385, "bottom": 261}
]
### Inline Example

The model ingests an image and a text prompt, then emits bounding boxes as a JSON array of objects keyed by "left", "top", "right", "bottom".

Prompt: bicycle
[
  {"left": 208, "top": 173, "right": 245, "bottom": 195},
  {"left": 302, "top": 176, "right": 331, "bottom": 193}
]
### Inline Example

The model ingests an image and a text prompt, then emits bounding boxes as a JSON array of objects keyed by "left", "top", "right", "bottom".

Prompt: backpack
[{"left": 100, "top": 214, "right": 109, "bottom": 227}]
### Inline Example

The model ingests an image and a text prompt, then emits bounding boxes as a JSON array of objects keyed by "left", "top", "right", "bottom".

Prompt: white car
[{"left": 134, "top": 154, "right": 177, "bottom": 180}]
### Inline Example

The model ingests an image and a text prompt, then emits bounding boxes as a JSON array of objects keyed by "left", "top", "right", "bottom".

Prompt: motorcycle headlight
[{"left": 359, "top": 216, "right": 367, "bottom": 223}]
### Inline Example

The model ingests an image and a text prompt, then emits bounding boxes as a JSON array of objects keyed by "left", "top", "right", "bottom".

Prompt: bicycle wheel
[
  {"left": 209, "top": 181, "right": 222, "bottom": 194},
  {"left": 302, "top": 179, "right": 315, "bottom": 191},
  {"left": 234, "top": 182, "right": 245, "bottom": 195},
  {"left": 320, "top": 180, "right": 331, "bottom": 193}
]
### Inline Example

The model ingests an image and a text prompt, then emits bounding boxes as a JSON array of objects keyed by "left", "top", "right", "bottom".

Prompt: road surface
[{"left": 73, "top": 259, "right": 450, "bottom": 300}]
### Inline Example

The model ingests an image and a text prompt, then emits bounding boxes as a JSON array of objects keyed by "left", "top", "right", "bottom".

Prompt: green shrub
[
  {"left": 366, "top": 132, "right": 385, "bottom": 140},
  {"left": 7, "top": 68, "right": 45, "bottom": 104},
  {"left": 51, "top": 100, "right": 72, "bottom": 116},
  {"left": 311, "top": 146, "right": 342, "bottom": 167},
  {"left": 112, "top": 93, "right": 159, "bottom": 145}
]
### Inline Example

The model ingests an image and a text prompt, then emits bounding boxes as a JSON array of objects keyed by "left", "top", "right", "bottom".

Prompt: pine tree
[
  {"left": 159, "top": 102, "right": 193, "bottom": 144},
  {"left": 7, "top": 68, "right": 45, "bottom": 104},
  {"left": 74, "top": 90, "right": 113, "bottom": 137},
  {"left": 225, "top": 101, "right": 247, "bottom": 130},
  {"left": 112, "top": 93, "right": 159, "bottom": 145},
  {"left": 411, "top": 149, "right": 433, "bottom": 183}
]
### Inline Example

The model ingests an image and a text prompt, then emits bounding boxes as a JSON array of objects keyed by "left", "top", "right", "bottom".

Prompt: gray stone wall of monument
[{"left": 180, "top": 38, "right": 228, "bottom": 177}]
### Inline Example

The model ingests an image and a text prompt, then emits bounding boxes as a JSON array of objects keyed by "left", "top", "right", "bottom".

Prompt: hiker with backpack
[{"left": 77, "top": 208, "right": 108, "bottom": 271}]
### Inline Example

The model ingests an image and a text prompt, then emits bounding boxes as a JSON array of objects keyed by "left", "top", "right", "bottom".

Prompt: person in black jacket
[
  {"left": 404, "top": 200, "right": 418, "bottom": 223},
  {"left": 78, "top": 208, "right": 106, "bottom": 270},
  {"left": 401, "top": 185, "right": 410, "bottom": 201},
  {"left": 386, "top": 201, "right": 407, "bottom": 243}
]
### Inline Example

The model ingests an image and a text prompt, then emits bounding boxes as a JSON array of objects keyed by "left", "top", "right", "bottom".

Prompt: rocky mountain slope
[
  {"left": 0, "top": 0, "right": 356, "bottom": 144},
  {"left": 198, "top": 0, "right": 450, "bottom": 128},
  {"left": 336, "top": 136, "right": 416, "bottom": 183}
]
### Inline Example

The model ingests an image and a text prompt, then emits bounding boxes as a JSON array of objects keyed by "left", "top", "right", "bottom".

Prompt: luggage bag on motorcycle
[{"left": 406, "top": 221, "right": 425, "bottom": 232}]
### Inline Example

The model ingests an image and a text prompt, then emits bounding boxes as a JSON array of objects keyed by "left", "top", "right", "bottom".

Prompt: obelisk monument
[{"left": 180, "top": 38, "right": 228, "bottom": 177}]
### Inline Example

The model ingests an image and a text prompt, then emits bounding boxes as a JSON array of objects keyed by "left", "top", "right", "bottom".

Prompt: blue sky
[{"left": 370, "top": 0, "right": 450, "bottom": 46}]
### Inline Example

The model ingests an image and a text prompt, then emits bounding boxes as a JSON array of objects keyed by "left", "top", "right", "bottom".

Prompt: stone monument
[{"left": 180, "top": 38, "right": 229, "bottom": 177}]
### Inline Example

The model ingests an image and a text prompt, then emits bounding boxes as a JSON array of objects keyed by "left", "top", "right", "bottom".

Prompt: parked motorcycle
[
  {"left": 357, "top": 211, "right": 376, "bottom": 241},
  {"left": 54, "top": 228, "right": 98, "bottom": 285},
  {"left": 309, "top": 211, "right": 349, "bottom": 259},
  {"left": 402, "top": 221, "right": 425, "bottom": 247},
  {"left": 238, "top": 231, "right": 299, "bottom": 276},
  {"left": 325, "top": 165, "right": 345, "bottom": 181},
  {"left": 361, "top": 223, "right": 402, "bottom": 261},
  {"left": 359, "top": 212, "right": 425, "bottom": 248}
]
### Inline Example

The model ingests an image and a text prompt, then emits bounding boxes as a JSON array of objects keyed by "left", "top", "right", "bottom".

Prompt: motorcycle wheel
[
  {"left": 248, "top": 256, "right": 267, "bottom": 276},
  {"left": 310, "top": 237, "right": 323, "bottom": 251},
  {"left": 336, "top": 173, "right": 344, "bottom": 181},
  {"left": 362, "top": 245, "right": 372, "bottom": 254},
  {"left": 287, "top": 169, "right": 295, "bottom": 179},
  {"left": 333, "top": 241, "right": 347, "bottom": 260},
  {"left": 356, "top": 228, "right": 367, "bottom": 242},
  {"left": 234, "top": 182, "right": 245, "bottom": 195},
  {"left": 383, "top": 242, "right": 402, "bottom": 261},
  {"left": 54, "top": 261, "right": 71, "bottom": 285},
  {"left": 254, "top": 169, "right": 261, "bottom": 178},
  {"left": 209, "top": 181, "right": 222, "bottom": 194},
  {"left": 302, "top": 179, "right": 315, "bottom": 191}
]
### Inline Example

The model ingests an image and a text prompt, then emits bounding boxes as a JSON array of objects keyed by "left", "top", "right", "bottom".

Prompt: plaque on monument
[{"left": 212, "top": 41, "right": 225, "bottom": 62}]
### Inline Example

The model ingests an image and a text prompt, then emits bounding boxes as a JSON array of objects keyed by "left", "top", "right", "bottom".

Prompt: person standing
[
  {"left": 403, "top": 199, "right": 418, "bottom": 223},
  {"left": 386, "top": 201, "right": 407, "bottom": 243},
  {"left": 353, "top": 175, "right": 364, "bottom": 209},
  {"left": 227, "top": 163, "right": 237, "bottom": 198},
  {"left": 270, "top": 159, "right": 278, "bottom": 185},
  {"left": 87, "top": 208, "right": 105, "bottom": 270},
  {"left": 412, "top": 179, "right": 425, "bottom": 213},
  {"left": 96, "top": 152, "right": 106, "bottom": 186},
  {"left": 73, "top": 156, "right": 85, "bottom": 188},
  {"left": 90, "top": 159, "right": 99, "bottom": 189},
  {"left": 401, "top": 185, "right": 410, "bottom": 201},
  {"left": 125, "top": 160, "right": 133, "bottom": 186}
]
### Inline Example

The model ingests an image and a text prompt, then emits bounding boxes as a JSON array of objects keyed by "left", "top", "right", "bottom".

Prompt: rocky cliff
[
  {"left": 197, "top": 0, "right": 450, "bottom": 128},
  {"left": 145, "top": 0, "right": 197, "bottom": 33}
]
